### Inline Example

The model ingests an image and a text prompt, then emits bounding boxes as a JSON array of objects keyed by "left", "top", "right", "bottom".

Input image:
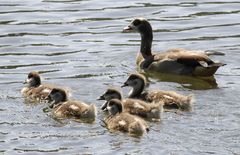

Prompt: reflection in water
[{"left": 141, "top": 70, "right": 218, "bottom": 90}]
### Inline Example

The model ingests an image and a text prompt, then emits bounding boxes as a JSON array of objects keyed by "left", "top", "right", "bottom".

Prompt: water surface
[{"left": 0, "top": 0, "right": 240, "bottom": 154}]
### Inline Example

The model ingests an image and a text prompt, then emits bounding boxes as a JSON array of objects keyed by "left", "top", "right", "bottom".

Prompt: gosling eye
[
  {"left": 108, "top": 102, "right": 113, "bottom": 107},
  {"left": 132, "top": 81, "right": 138, "bottom": 86},
  {"left": 28, "top": 74, "right": 33, "bottom": 79}
]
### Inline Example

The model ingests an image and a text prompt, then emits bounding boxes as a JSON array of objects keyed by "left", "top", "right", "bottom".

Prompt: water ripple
[{"left": 0, "top": 0, "right": 240, "bottom": 154}]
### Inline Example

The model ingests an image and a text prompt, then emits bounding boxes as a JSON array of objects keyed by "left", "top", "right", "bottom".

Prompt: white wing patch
[
  {"left": 119, "top": 120, "right": 126, "bottom": 126},
  {"left": 198, "top": 61, "right": 208, "bottom": 67},
  {"left": 21, "top": 87, "right": 28, "bottom": 94},
  {"left": 69, "top": 104, "right": 79, "bottom": 110},
  {"left": 134, "top": 117, "right": 140, "bottom": 122},
  {"left": 163, "top": 95, "right": 174, "bottom": 100},
  {"left": 42, "top": 88, "right": 51, "bottom": 93},
  {"left": 133, "top": 102, "right": 145, "bottom": 109},
  {"left": 55, "top": 111, "right": 62, "bottom": 117}
]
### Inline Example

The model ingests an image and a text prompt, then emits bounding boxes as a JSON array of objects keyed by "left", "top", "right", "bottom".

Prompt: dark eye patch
[
  {"left": 51, "top": 88, "right": 59, "bottom": 94},
  {"left": 28, "top": 73, "right": 33, "bottom": 78},
  {"left": 105, "top": 91, "right": 112, "bottom": 95},
  {"left": 133, "top": 19, "right": 141, "bottom": 26},
  {"left": 127, "top": 74, "right": 138, "bottom": 81},
  {"left": 106, "top": 89, "right": 117, "bottom": 95},
  {"left": 108, "top": 101, "right": 114, "bottom": 106}
]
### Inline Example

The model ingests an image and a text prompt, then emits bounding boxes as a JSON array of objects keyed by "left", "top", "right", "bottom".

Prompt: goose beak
[{"left": 123, "top": 25, "right": 133, "bottom": 32}]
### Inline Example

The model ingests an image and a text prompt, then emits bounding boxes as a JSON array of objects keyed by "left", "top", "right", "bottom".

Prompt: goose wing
[{"left": 153, "top": 48, "right": 215, "bottom": 68}]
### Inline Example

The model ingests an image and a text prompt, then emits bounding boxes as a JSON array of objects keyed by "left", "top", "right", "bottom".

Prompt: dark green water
[{"left": 0, "top": 0, "right": 239, "bottom": 154}]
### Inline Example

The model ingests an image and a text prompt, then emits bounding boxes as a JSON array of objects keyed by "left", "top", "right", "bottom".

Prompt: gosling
[
  {"left": 47, "top": 88, "right": 96, "bottom": 122},
  {"left": 122, "top": 73, "right": 194, "bottom": 111},
  {"left": 21, "top": 71, "right": 68, "bottom": 102},
  {"left": 104, "top": 99, "right": 149, "bottom": 136}
]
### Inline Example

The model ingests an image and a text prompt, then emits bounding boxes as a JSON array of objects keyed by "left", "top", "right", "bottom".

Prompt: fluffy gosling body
[
  {"left": 47, "top": 88, "right": 96, "bottom": 121},
  {"left": 122, "top": 73, "right": 193, "bottom": 111},
  {"left": 21, "top": 71, "right": 67, "bottom": 102},
  {"left": 104, "top": 99, "right": 149, "bottom": 136}
]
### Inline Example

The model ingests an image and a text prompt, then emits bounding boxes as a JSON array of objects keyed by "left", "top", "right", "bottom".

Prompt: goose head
[
  {"left": 122, "top": 73, "right": 146, "bottom": 98},
  {"left": 107, "top": 99, "right": 123, "bottom": 116},
  {"left": 123, "top": 18, "right": 153, "bottom": 35},
  {"left": 24, "top": 71, "right": 41, "bottom": 87}
]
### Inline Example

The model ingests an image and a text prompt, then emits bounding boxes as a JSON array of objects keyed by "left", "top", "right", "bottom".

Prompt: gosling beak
[
  {"left": 121, "top": 82, "right": 129, "bottom": 87},
  {"left": 23, "top": 78, "right": 31, "bottom": 84},
  {"left": 48, "top": 101, "right": 55, "bottom": 109},
  {"left": 44, "top": 95, "right": 51, "bottom": 101},
  {"left": 97, "top": 95, "right": 105, "bottom": 100},
  {"left": 101, "top": 101, "right": 108, "bottom": 111},
  {"left": 44, "top": 90, "right": 53, "bottom": 101},
  {"left": 123, "top": 25, "right": 133, "bottom": 32}
]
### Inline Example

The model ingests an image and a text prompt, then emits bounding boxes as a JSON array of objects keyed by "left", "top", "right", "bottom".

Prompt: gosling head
[
  {"left": 107, "top": 99, "right": 123, "bottom": 116},
  {"left": 98, "top": 88, "right": 122, "bottom": 110},
  {"left": 47, "top": 88, "right": 68, "bottom": 108},
  {"left": 98, "top": 88, "right": 122, "bottom": 101},
  {"left": 122, "top": 73, "right": 147, "bottom": 98},
  {"left": 24, "top": 71, "right": 41, "bottom": 87},
  {"left": 123, "top": 18, "right": 153, "bottom": 35}
]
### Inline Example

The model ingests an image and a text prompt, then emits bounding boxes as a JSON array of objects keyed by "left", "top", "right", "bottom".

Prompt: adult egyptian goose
[{"left": 123, "top": 18, "right": 225, "bottom": 76}]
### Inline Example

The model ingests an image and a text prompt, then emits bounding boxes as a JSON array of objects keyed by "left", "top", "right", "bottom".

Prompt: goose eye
[{"left": 133, "top": 19, "right": 141, "bottom": 26}]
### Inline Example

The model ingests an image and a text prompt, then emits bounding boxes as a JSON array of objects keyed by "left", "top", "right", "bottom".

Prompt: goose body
[
  {"left": 47, "top": 88, "right": 96, "bottom": 121},
  {"left": 104, "top": 99, "right": 149, "bottom": 136},
  {"left": 99, "top": 88, "right": 162, "bottom": 121},
  {"left": 122, "top": 73, "right": 193, "bottom": 111},
  {"left": 123, "top": 18, "right": 225, "bottom": 77}
]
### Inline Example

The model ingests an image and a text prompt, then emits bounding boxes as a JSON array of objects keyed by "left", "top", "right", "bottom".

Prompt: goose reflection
[{"left": 139, "top": 70, "right": 218, "bottom": 90}]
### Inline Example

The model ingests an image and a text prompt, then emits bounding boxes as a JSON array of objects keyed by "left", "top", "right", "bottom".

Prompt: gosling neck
[{"left": 128, "top": 79, "right": 145, "bottom": 98}]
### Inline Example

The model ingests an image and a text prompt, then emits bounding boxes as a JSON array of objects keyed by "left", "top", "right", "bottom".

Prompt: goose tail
[{"left": 204, "top": 50, "right": 225, "bottom": 56}]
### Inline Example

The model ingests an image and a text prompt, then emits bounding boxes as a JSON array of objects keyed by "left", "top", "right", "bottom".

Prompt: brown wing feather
[{"left": 153, "top": 48, "right": 214, "bottom": 67}]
